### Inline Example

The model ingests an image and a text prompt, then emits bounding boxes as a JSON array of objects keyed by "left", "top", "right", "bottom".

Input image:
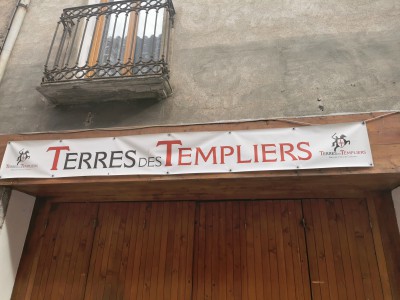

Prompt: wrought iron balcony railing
[{"left": 43, "top": 0, "right": 175, "bottom": 83}]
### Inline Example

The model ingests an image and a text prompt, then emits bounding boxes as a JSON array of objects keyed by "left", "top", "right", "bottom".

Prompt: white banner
[{"left": 0, "top": 122, "right": 373, "bottom": 179}]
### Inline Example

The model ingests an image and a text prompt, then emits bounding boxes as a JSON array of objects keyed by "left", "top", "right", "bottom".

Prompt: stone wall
[
  {"left": 0, "top": 0, "right": 399, "bottom": 133},
  {"left": 0, "top": 0, "right": 18, "bottom": 52}
]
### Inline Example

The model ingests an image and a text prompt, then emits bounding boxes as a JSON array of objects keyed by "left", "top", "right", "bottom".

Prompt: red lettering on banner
[
  {"left": 279, "top": 143, "right": 297, "bottom": 161},
  {"left": 297, "top": 142, "right": 312, "bottom": 160},
  {"left": 261, "top": 144, "right": 277, "bottom": 162},
  {"left": 253, "top": 145, "right": 259, "bottom": 163},
  {"left": 178, "top": 148, "right": 192, "bottom": 165},
  {"left": 195, "top": 147, "right": 217, "bottom": 165},
  {"left": 156, "top": 140, "right": 182, "bottom": 166},
  {"left": 220, "top": 146, "right": 234, "bottom": 164},
  {"left": 237, "top": 145, "right": 251, "bottom": 163},
  {"left": 47, "top": 146, "right": 70, "bottom": 170}
]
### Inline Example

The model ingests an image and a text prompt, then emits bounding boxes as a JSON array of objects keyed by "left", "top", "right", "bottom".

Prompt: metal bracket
[{"left": 17, "top": 3, "right": 28, "bottom": 9}]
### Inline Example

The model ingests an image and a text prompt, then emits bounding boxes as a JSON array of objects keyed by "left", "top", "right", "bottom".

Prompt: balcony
[{"left": 37, "top": 0, "right": 175, "bottom": 105}]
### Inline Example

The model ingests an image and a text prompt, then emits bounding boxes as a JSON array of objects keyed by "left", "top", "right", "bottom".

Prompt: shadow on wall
[
  {"left": 392, "top": 187, "right": 400, "bottom": 234},
  {"left": 0, "top": 190, "right": 35, "bottom": 300},
  {"left": 42, "top": 98, "right": 164, "bottom": 131},
  {"left": 0, "top": 187, "right": 11, "bottom": 227}
]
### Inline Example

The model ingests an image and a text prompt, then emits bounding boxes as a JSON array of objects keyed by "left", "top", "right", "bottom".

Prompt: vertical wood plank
[
  {"left": 155, "top": 202, "right": 171, "bottom": 300},
  {"left": 333, "top": 199, "right": 357, "bottom": 300},
  {"left": 350, "top": 199, "right": 375, "bottom": 298},
  {"left": 356, "top": 199, "right": 385, "bottom": 300},
  {"left": 318, "top": 200, "right": 339, "bottom": 300},
  {"left": 324, "top": 199, "right": 349, "bottom": 300},
  {"left": 69, "top": 204, "right": 96, "bottom": 300},
  {"left": 193, "top": 202, "right": 205, "bottom": 300},
  {"left": 141, "top": 203, "right": 159, "bottom": 300},
  {"left": 61, "top": 204, "right": 98, "bottom": 300},
  {"left": 204, "top": 203, "right": 213, "bottom": 300},
  {"left": 245, "top": 201, "right": 257, "bottom": 300},
  {"left": 121, "top": 203, "right": 142, "bottom": 300},
  {"left": 163, "top": 202, "right": 177, "bottom": 300},
  {"left": 218, "top": 202, "right": 227, "bottom": 300},
  {"left": 211, "top": 202, "right": 219, "bottom": 300},
  {"left": 84, "top": 202, "right": 109, "bottom": 300},
  {"left": 128, "top": 203, "right": 147, "bottom": 299},
  {"left": 35, "top": 203, "right": 70, "bottom": 300},
  {"left": 177, "top": 202, "right": 189, "bottom": 300},
  {"left": 373, "top": 192, "right": 400, "bottom": 299},
  {"left": 281, "top": 201, "right": 296, "bottom": 300},
  {"left": 225, "top": 201, "right": 234, "bottom": 299},
  {"left": 266, "top": 200, "right": 280, "bottom": 300},
  {"left": 303, "top": 199, "right": 322, "bottom": 300},
  {"left": 367, "top": 196, "right": 393, "bottom": 300},
  {"left": 239, "top": 201, "right": 248, "bottom": 300},
  {"left": 274, "top": 201, "right": 288, "bottom": 300},
  {"left": 259, "top": 201, "right": 272, "bottom": 300},
  {"left": 252, "top": 201, "right": 264, "bottom": 300},
  {"left": 47, "top": 203, "right": 78, "bottom": 299},
  {"left": 313, "top": 199, "right": 332, "bottom": 299},
  {"left": 136, "top": 203, "right": 153, "bottom": 300},
  {"left": 97, "top": 204, "right": 119, "bottom": 299},
  {"left": 232, "top": 202, "right": 242, "bottom": 300},
  {"left": 116, "top": 203, "right": 137, "bottom": 300},
  {"left": 290, "top": 200, "right": 311, "bottom": 299},
  {"left": 184, "top": 203, "right": 196, "bottom": 299},
  {"left": 148, "top": 203, "right": 164, "bottom": 300},
  {"left": 342, "top": 199, "right": 369, "bottom": 300},
  {"left": 104, "top": 204, "right": 128, "bottom": 300},
  {"left": 170, "top": 202, "right": 183, "bottom": 300}
]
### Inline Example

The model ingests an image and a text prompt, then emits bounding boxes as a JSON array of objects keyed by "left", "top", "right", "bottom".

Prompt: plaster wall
[
  {"left": 0, "top": 190, "right": 35, "bottom": 300},
  {"left": 0, "top": 0, "right": 399, "bottom": 133}
]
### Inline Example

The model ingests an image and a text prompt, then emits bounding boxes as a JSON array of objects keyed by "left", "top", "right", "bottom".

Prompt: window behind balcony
[{"left": 43, "top": 0, "right": 174, "bottom": 82}]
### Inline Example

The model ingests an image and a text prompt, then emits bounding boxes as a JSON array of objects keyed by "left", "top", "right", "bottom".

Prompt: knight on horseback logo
[
  {"left": 16, "top": 149, "right": 30, "bottom": 165},
  {"left": 331, "top": 133, "right": 351, "bottom": 152}
]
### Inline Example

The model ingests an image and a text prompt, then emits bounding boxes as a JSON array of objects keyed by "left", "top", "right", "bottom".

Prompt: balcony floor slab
[{"left": 37, "top": 75, "right": 172, "bottom": 105}]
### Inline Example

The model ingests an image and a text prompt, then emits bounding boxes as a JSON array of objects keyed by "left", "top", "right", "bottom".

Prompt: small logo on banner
[
  {"left": 319, "top": 131, "right": 367, "bottom": 158},
  {"left": 5, "top": 148, "right": 38, "bottom": 171},
  {"left": 331, "top": 133, "right": 351, "bottom": 152},
  {"left": 17, "top": 149, "right": 30, "bottom": 165}
]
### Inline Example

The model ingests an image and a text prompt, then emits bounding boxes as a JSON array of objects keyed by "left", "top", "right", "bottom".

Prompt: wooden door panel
[
  {"left": 303, "top": 198, "right": 389, "bottom": 300},
  {"left": 83, "top": 201, "right": 195, "bottom": 300},
  {"left": 12, "top": 202, "right": 98, "bottom": 300},
  {"left": 192, "top": 200, "right": 311, "bottom": 300},
  {"left": 14, "top": 198, "right": 397, "bottom": 300}
]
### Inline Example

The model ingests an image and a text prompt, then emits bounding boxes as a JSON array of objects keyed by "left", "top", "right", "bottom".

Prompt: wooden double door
[{"left": 13, "top": 199, "right": 395, "bottom": 299}]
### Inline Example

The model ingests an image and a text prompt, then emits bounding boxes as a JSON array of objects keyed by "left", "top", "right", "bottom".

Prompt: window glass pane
[{"left": 135, "top": 7, "right": 164, "bottom": 63}]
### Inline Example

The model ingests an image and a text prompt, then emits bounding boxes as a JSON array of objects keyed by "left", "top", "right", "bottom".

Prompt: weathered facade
[
  {"left": 0, "top": 0, "right": 399, "bottom": 299},
  {"left": 0, "top": 0, "right": 18, "bottom": 51},
  {"left": 0, "top": 0, "right": 399, "bottom": 132}
]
